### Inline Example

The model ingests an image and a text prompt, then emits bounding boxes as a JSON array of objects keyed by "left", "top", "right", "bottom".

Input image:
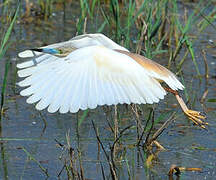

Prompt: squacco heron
[{"left": 17, "top": 33, "right": 207, "bottom": 128}]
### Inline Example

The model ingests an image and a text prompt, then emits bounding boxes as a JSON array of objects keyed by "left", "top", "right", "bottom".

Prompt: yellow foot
[{"left": 185, "top": 109, "right": 207, "bottom": 129}]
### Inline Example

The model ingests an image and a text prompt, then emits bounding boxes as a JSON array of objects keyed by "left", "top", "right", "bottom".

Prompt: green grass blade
[
  {"left": 20, "top": 147, "right": 49, "bottom": 177},
  {"left": 0, "top": 4, "right": 19, "bottom": 113},
  {"left": 78, "top": 109, "right": 89, "bottom": 127},
  {"left": 0, "top": 3, "right": 19, "bottom": 56}
]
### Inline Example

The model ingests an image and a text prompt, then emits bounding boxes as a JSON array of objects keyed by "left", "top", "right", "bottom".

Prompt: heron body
[{"left": 17, "top": 33, "right": 184, "bottom": 113}]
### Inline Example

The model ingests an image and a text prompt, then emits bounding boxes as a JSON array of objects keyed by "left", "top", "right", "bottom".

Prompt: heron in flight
[{"left": 17, "top": 33, "right": 207, "bottom": 128}]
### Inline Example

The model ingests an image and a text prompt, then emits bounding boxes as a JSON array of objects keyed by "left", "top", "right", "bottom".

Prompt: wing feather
[
  {"left": 36, "top": 67, "right": 71, "bottom": 111},
  {"left": 47, "top": 64, "right": 76, "bottom": 113},
  {"left": 59, "top": 73, "right": 78, "bottom": 113},
  {"left": 87, "top": 62, "right": 97, "bottom": 109},
  {"left": 17, "top": 54, "right": 58, "bottom": 69},
  {"left": 77, "top": 61, "right": 89, "bottom": 110}
]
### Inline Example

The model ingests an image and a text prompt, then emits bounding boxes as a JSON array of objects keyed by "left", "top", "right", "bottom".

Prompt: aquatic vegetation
[{"left": 0, "top": 0, "right": 216, "bottom": 179}]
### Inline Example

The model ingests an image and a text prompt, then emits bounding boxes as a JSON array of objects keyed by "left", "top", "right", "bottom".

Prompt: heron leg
[{"left": 164, "top": 87, "right": 207, "bottom": 129}]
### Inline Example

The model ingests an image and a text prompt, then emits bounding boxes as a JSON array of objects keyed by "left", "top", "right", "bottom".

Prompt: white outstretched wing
[{"left": 17, "top": 45, "right": 166, "bottom": 113}]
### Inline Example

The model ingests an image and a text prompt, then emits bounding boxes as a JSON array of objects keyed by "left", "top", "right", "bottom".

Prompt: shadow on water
[{"left": 0, "top": 0, "right": 216, "bottom": 179}]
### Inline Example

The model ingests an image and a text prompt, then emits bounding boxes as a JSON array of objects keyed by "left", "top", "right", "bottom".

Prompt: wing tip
[{"left": 18, "top": 50, "right": 42, "bottom": 58}]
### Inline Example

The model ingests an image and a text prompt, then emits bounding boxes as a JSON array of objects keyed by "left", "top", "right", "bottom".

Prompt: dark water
[{"left": 0, "top": 1, "right": 216, "bottom": 179}]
